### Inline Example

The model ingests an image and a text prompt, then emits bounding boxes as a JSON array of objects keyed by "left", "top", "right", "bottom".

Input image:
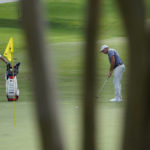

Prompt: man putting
[{"left": 100, "top": 45, "right": 125, "bottom": 102}]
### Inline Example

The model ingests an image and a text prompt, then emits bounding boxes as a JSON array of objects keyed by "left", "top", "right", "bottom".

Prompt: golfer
[{"left": 100, "top": 45, "right": 125, "bottom": 102}]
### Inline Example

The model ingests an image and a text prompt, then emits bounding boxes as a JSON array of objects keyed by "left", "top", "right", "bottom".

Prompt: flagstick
[
  {"left": 12, "top": 48, "right": 16, "bottom": 127},
  {"left": 13, "top": 100, "right": 16, "bottom": 126},
  {"left": 3, "top": 37, "right": 16, "bottom": 126}
]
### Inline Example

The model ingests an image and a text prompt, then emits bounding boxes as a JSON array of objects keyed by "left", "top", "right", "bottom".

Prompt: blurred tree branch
[
  {"left": 21, "top": 0, "right": 64, "bottom": 150},
  {"left": 116, "top": 0, "right": 150, "bottom": 149},
  {"left": 82, "top": 0, "right": 101, "bottom": 150}
]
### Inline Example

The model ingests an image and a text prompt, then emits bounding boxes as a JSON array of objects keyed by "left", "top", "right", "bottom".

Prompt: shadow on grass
[
  {"left": 0, "top": 18, "right": 83, "bottom": 32},
  {"left": 46, "top": 18, "right": 84, "bottom": 33},
  {"left": 0, "top": 18, "right": 20, "bottom": 28}
]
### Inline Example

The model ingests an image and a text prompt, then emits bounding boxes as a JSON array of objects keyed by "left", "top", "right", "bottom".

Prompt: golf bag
[{"left": 5, "top": 62, "right": 20, "bottom": 101}]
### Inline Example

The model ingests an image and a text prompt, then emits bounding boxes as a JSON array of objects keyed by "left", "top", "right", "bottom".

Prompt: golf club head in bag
[{"left": 6, "top": 62, "right": 21, "bottom": 101}]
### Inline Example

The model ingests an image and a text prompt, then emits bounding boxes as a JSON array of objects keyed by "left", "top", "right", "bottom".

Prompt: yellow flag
[{"left": 3, "top": 37, "right": 14, "bottom": 62}]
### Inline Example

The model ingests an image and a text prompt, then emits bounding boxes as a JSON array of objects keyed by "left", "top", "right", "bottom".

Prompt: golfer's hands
[{"left": 107, "top": 71, "right": 113, "bottom": 78}]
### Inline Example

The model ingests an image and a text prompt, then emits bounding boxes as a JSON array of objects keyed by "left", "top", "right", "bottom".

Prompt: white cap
[{"left": 100, "top": 45, "right": 109, "bottom": 52}]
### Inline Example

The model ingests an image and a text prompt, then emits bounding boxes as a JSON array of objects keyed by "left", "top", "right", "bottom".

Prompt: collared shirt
[{"left": 108, "top": 49, "right": 123, "bottom": 68}]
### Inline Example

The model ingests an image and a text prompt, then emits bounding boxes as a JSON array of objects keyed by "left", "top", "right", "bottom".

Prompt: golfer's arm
[
  {"left": 110, "top": 56, "right": 115, "bottom": 72},
  {"left": 0, "top": 56, "right": 8, "bottom": 64}
]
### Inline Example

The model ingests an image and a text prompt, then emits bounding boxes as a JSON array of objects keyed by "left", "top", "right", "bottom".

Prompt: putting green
[
  {"left": 0, "top": 101, "right": 125, "bottom": 150},
  {"left": 0, "top": 39, "right": 127, "bottom": 150}
]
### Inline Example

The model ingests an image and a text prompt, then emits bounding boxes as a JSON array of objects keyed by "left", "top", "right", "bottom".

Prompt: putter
[{"left": 96, "top": 77, "right": 109, "bottom": 98}]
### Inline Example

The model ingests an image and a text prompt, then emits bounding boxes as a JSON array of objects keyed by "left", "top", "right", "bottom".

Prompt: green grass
[
  {"left": 0, "top": 101, "right": 125, "bottom": 150},
  {"left": 45, "top": 0, "right": 126, "bottom": 41},
  {"left": 0, "top": 1, "right": 131, "bottom": 150},
  {"left": 0, "top": 102, "right": 41, "bottom": 150}
]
